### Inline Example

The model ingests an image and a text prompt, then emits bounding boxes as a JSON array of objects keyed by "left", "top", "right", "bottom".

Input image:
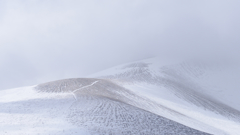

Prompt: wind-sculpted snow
[
  {"left": 96, "top": 62, "right": 155, "bottom": 83},
  {"left": 36, "top": 78, "right": 187, "bottom": 118},
  {"left": 35, "top": 78, "right": 211, "bottom": 135},
  {"left": 3, "top": 57, "right": 240, "bottom": 134},
  {"left": 68, "top": 95, "right": 209, "bottom": 135},
  {"left": 94, "top": 62, "right": 240, "bottom": 122},
  {"left": 35, "top": 78, "right": 97, "bottom": 93},
  {"left": 0, "top": 91, "right": 90, "bottom": 135},
  {"left": 36, "top": 78, "right": 184, "bottom": 118},
  {"left": 159, "top": 67, "right": 240, "bottom": 122}
]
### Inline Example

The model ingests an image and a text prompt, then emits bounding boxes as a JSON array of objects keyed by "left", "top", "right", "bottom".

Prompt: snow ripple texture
[
  {"left": 68, "top": 95, "right": 208, "bottom": 135},
  {"left": 36, "top": 78, "right": 209, "bottom": 135},
  {"left": 96, "top": 62, "right": 240, "bottom": 122}
]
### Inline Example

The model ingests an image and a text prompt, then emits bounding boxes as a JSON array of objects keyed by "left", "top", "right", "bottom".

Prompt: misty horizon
[{"left": 1, "top": 0, "right": 240, "bottom": 90}]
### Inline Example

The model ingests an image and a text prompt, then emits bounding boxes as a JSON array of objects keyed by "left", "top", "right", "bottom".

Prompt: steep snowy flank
[{"left": 89, "top": 57, "right": 240, "bottom": 135}]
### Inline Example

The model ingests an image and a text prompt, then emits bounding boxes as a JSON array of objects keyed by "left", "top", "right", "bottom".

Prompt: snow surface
[
  {"left": 0, "top": 86, "right": 90, "bottom": 135},
  {"left": 90, "top": 57, "right": 240, "bottom": 135},
  {"left": 0, "top": 79, "right": 209, "bottom": 135},
  {"left": 1, "top": 57, "right": 240, "bottom": 135},
  {"left": 35, "top": 78, "right": 210, "bottom": 134}
]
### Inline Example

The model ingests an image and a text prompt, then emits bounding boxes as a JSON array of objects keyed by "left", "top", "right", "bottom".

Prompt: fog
[{"left": 0, "top": 0, "right": 240, "bottom": 90}]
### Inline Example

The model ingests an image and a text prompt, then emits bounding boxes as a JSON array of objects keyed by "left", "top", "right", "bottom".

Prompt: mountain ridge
[{"left": 1, "top": 57, "right": 240, "bottom": 134}]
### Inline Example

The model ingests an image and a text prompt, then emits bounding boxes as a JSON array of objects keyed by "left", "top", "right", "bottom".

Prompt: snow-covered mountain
[{"left": 1, "top": 57, "right": 240, "bottom": 135}]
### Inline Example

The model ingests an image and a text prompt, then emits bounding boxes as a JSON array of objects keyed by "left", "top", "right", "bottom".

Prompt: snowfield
[{"left": 1, "top": 57, "right": 240, "bottom": 134}]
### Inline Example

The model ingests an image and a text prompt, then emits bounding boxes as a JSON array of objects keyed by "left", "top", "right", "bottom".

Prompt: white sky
[{"left": 0, "top": 0, "right": 240, "bottom": 90}]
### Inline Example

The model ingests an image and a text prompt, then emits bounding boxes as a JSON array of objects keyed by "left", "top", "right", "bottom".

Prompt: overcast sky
[{"left": 0, "top": 0, "right": 240, "bottom": 90}]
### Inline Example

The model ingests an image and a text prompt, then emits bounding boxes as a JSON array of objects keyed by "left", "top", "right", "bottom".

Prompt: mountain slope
[
  {"left": 35, "top": 78, "right": 211, "bottom": 135},
  {"left": 89, "top": 57, "right": 240, "bottom": 135},
  {"left": 1, "top": 57, "right": 240, "bottom": 134},
  {"left": 0, "top": 78, "right": 210, "bottom": 135}
]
